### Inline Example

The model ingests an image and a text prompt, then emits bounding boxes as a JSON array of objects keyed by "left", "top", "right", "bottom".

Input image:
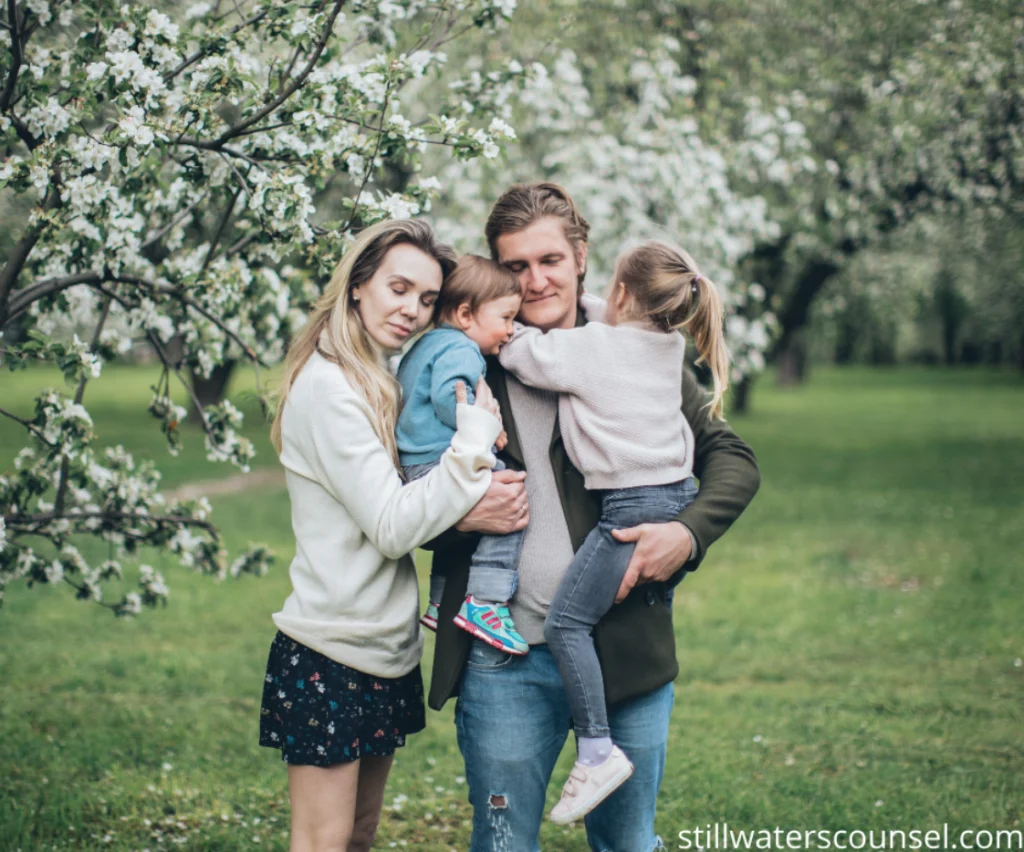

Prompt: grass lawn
[{"left": 0, "top": 365, "right": 1021, "bottom": 851}]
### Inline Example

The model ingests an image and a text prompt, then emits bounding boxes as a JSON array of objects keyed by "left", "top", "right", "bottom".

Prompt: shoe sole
[
  {"left": 548, "top": 760, "right": 635, "bottom": 825},
  {"left": 453, "top": 614, "right": 528, "bottom": 656},
  {"left": 419, "top": 616, "right": 438, "bottom": 632}
]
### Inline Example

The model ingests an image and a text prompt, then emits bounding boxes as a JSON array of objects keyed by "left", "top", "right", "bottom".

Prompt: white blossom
[
  {"left": 86, "top": 62, "right": 109, "bottom": 81},
  {"left": 119, "top": 106, "right": 155, "bottom": 147},
  {"left": 144, "top": 10, "right": 180, "bottom": 42},
  {"left": 24, "top": 96, "right": 72, "bottom": 137}
]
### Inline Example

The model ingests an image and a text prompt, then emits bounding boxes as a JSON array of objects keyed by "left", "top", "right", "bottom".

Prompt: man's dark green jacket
[{"left": 424, "top": 348, "right": 761, "bottom": 712}]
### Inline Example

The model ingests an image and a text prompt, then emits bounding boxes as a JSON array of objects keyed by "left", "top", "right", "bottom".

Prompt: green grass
[{"left": 1, "top": 365, "right": 1022, "bottom": 851}]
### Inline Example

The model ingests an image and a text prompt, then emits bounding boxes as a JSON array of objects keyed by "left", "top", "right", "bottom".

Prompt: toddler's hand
[
  {"left": 495, "top": 429, "right": 509, "bottom": 451},
  {"left": 454, "top": 377, "right": 501, "bottom": 424}
]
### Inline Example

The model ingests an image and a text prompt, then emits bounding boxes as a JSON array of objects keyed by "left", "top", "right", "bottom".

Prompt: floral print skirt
[{"left": 258, "top": 631, "right": 426, "bottom": 766}]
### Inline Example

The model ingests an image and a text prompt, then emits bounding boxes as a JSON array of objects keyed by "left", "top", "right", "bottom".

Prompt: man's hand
[
  {"left": 455, "top": 469, "right": 528, "bottom": 535},
  {"left": 611, "top": 521, "right": 692, "bottom": 603}
]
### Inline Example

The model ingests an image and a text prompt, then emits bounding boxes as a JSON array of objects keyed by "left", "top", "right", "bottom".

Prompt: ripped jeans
[{"left": 456, "top": 642, "right": 673, "bottom": 852}]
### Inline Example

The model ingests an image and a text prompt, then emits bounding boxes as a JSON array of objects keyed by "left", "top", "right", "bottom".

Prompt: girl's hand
[{"left": 454, "top": 377, "right": 502, "bottom": 424}]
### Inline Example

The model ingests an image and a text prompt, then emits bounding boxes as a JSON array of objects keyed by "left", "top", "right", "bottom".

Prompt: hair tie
[{"left": 691, "top": 273, "right": 701, "bottom": 299}]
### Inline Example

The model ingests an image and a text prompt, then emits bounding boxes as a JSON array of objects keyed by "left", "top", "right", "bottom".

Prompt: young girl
[
  {"left": 498, "top": 240, "right": 729, "bottom": 824},
  {"left": 397, "top": 254, "right": 530, "bottom": 655}
]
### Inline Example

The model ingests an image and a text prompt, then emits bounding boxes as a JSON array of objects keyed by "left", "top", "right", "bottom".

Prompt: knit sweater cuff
[{"left": 450, "top": 404, "right": 501, "bottom": 470}]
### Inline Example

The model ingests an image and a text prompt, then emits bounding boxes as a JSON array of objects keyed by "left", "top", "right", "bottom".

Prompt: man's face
[{"left": 495, "top": 216, "right": 586, "bottom": 331}]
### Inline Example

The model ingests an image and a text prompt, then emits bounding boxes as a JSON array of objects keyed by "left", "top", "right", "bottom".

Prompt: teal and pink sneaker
[
  {"left": 420, "top": 602, "right": 440, "bottom": 632},
  {"left": 454, "top": 596, "right": 529, "bottom": 655}
]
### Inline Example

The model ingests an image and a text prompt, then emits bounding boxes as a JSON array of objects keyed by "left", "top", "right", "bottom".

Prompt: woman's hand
[
  {"left": 453, "top": 376, "right": 523, "bottom": 533},
  {"left": 455, "top": 469, "right": 529, "bottom": 534}
]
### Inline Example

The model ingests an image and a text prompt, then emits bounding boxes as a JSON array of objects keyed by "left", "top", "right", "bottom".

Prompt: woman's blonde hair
[
  {"left": 271, "top": 219, "right": 457, "bottom": 465},
  {"left": 614, "top": 241, "right": 730, "bottom": 419}
]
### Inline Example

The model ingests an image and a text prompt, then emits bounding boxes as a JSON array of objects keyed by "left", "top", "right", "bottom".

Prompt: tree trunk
[
  {"left": 189, "top": 359, "right": 237, "bottom": 423},
  {"left": 771, "top": 258, "right": 840, "bottom": 384},
  {"left": 776, "top": 331, "right": 807, "bottom": 385},
  {"left": 834, "top": 313, "right": 857, "bottom": 364},
  {"left": 732, "top": 374, "right": 754, "bottom": 414},
  {"left": 934, "top": 267, "right": 965, "bottom": 366}
]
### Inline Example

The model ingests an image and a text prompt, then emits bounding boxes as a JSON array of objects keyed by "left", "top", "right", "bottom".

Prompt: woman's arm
[{"left": 307, "top": 385, "right": 501, "bottom": 560}]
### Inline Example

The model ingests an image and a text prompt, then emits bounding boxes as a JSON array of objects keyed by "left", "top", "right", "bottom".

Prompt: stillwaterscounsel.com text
[{"left": 678, "top": 824, "right": 1023, "bottom": 850}]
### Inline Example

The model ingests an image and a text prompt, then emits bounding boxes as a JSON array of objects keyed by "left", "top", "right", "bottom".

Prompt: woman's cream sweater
[{"left": 272, "top": 351, "right": 500, "bottom": 678}]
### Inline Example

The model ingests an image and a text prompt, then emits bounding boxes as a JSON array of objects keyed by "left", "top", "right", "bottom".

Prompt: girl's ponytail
[
  {"left": 686, "top": 272, "right": 729, "bottom": 420},
  {"left": 614, "top": 241, "right": 730, "bottom": 419}
]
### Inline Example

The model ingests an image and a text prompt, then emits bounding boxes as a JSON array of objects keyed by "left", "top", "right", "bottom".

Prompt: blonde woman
[{"left": 259, "top": 219, "right": 519, "bottom": 852}]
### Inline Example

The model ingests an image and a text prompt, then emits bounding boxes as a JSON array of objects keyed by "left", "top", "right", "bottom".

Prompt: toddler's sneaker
[
  {"left": 453, "top": 596, "right": 528, "bottom": 655},
  {"left": 419, "top": 601, "right": 440, "bottom": 632},
  {"left": 549, "top": 745, "right": 634, "bottom": 824}
]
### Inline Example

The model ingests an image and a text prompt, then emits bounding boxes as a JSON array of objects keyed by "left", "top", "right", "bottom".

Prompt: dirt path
[{"left": 167, "top": 467, "right": 285, "bottom": 502}]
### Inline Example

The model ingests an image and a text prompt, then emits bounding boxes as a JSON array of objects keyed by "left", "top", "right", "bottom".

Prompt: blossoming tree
[
  {"left": 430, "top": 41, "right": 787, "bottom": 390},
  {"left": 0, "top": 0, "right": 521, "bottom": 614}
]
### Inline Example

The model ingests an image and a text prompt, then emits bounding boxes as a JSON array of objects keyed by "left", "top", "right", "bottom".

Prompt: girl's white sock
[{"left": 578, "top": 736, "right": 613, "bottom": 766}]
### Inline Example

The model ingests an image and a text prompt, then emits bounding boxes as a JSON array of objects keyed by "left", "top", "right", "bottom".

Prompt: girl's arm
[
  {"left": 308, "top": 388, "right": 500, "bottom": 559},
  {"left": 497, "top": 324, "right": 596, "bottom": 394}
]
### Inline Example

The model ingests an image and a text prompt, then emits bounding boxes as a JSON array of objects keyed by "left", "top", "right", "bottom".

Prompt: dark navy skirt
[{"left": 258, "top": 631, "right": 426, "bottom": 766}]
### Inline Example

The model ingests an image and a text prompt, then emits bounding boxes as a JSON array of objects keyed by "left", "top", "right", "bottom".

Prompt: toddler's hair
[
  {"left": 615, "top": 241, "right": 730, "bottom": 419},
  {"left": 435, "top": 254, "right": 522, "bottom": 323}
]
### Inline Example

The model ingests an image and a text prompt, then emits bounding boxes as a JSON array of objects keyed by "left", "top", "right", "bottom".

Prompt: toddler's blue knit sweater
[{"left": 396, "top": 326, "right": 486, "bottom": 466}]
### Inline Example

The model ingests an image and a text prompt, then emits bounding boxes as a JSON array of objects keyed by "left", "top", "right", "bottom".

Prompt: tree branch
[
  {"left": 6, "top": 510, "right": 218, "bottom": 535},
  {"left": 53, "top": 294, "right": 112, "bottom": 515},
  {"left": 10, "top": 271, "right": 268, "bottom": 367},
  {"left": 0, "top": 404, "right": 56, "bottom": 447},
  {"left": 200, "top": 186, "right": 242, "bottom": 276},
  {"left": 141, "top": 192, "right": 209, "bottom": 250},
  {"left": 214, "top": 0, "right": 347, "bottom": 145},
  {"left": 163, "top": 7, "right": 270, "bottom": 83},
  {"left": 6, "top": 270, "right": 102, "bottom": 323},
  {"left": 0, "top": 188, "right": 60, "bottom": 326},
  {"left": 0, "top": 0, "right": 24, "bottom": 112},
  {"left": 344, "top": 81, "right": 391, "bottom": 233}
]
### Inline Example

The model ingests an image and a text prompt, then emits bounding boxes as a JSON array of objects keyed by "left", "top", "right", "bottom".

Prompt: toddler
[
  {"left": 498, "top": 240, "right": 730, "bottom": 823},
  {"left": 397, "top": 254, "right": 528, "bottom": 655}
]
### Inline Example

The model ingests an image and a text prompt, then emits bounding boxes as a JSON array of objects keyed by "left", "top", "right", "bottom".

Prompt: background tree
[
  {"left": 473, "top": 0, "right": 1023, "bottom": 397},
  {"left": 0, "top": 0, "right": 522, "bottom": 613}
]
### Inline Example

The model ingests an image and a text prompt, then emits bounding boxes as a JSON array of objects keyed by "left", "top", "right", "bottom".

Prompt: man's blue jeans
[{"left": 456, "top": 642, "right": 673, "bottom": 852}]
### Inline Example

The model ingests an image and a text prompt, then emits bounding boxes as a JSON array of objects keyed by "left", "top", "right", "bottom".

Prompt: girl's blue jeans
[
  {"left": 404, "top": 458, "right": 523, "bottom": 604},
  {"left": 544, "top": 477, "right": 698, "bottom": 739}
]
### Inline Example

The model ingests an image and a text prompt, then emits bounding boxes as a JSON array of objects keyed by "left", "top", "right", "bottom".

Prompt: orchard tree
[
  {"left": 666, "top": 0, "right": 1024, "bottom": 382},
  {"left": 0, "top": 0, "right": 523, "bottom": 614},
  {"left": 430, "top": 41, "right": 787, "bottom": 392},
  {"left": 501, "top": 0, "right": 1022, "bottom": 392}
]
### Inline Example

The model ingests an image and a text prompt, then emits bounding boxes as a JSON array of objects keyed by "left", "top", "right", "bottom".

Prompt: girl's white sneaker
[{"left": 549, "top": 745, "right": 634, "bottom": 824}]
